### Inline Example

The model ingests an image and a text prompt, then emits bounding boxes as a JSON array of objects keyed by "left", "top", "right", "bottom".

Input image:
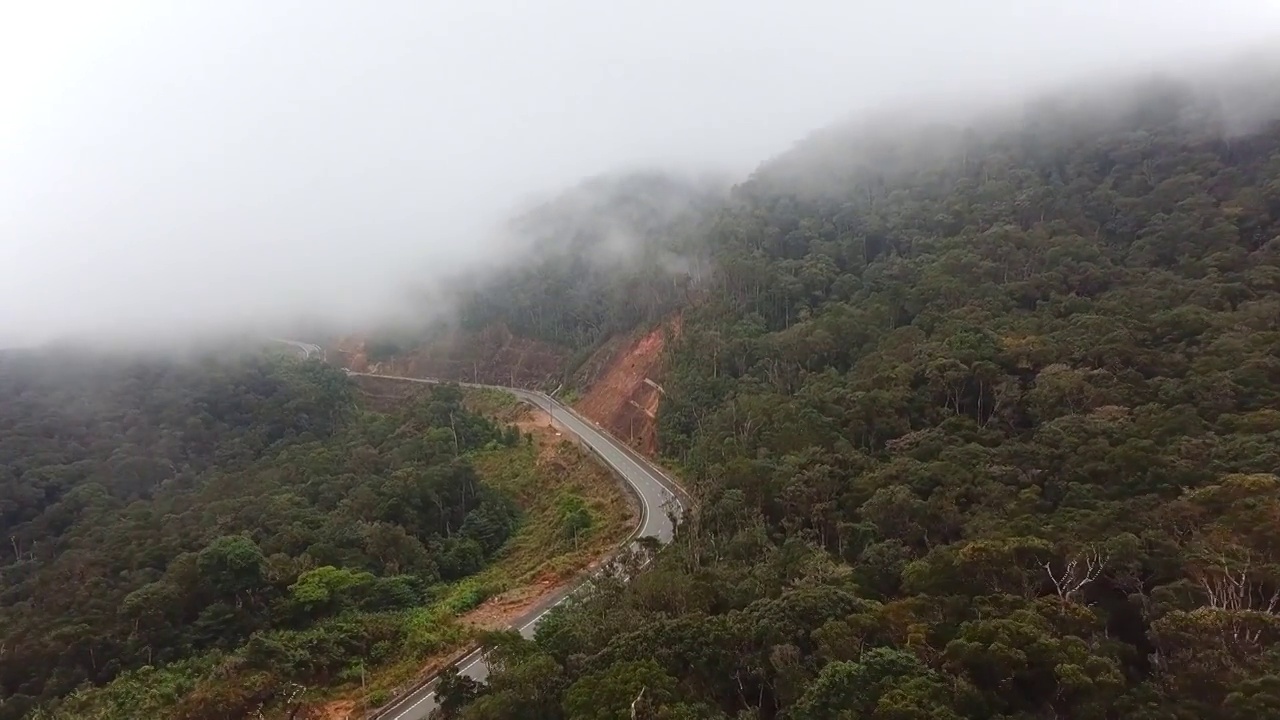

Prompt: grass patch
[
  {"left": 436, "top": 576, "right": 504, "bottom": 615},
  {"left": 461, "top": 387, "right": 524, "bottom": 420},
  {"left": 324, "top": 408, "right": 635, "bottom": 713},
  {"left": 467, "top": 438, "right": 636, "bottom": 585}
]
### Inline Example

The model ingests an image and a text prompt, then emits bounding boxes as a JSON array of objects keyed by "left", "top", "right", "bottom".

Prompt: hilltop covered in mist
[
  {"left": 412, "top": 52, "right": 1280, "bottom": 720},
  {"left": 6, "top": 24, "right": 1280, "bottom": 720},
  {"left": 4, "top": 1, "right": 1278, "bottom": 348},
  {"left": 452, "top": 170, "right": 725, "bottom": 348},
  {"left": 360, "top": 52, "right": 1280, "bottom": 368}
]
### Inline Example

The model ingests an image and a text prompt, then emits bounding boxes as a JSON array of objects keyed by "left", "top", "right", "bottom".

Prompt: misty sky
[{"left": 2, "top": 1, "right": 1278, "bottom": 346}]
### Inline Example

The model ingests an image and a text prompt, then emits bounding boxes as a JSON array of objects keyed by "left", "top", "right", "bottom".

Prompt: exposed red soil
[
  {"left": 309, "top": 699, "right": 357, "bottom": 720},
  {"left": 572, "top": 316, "right": 680, "bottom": 455},
  {"left": 337, "top": 315, "right": 679, "bottom": 458},
  {"left": 461, "top": 570, "right": 562, "bottom": 631}
]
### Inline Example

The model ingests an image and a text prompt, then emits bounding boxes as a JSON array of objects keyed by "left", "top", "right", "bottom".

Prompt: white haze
[{"left": 1, "top": 1, "right": 1278, "bottom": 347}]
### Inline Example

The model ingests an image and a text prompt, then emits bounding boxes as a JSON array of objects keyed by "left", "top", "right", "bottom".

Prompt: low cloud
[{"left": 1, "top": 1, "right": 1277, "bottom": 347}]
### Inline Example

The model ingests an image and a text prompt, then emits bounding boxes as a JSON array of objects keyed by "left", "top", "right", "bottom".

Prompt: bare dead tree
[
  {"left": 630, "top": 686, "right": 646, "bottom": 720},
  {"left": 1043, "top": 545, "right": 1108, "bottom": 602},
  {"left": 283, "top": 682, "right": 308, "bottom": 720},
  {"left": 1197, "top": 552, "right": 1276, "bottom": 612}
]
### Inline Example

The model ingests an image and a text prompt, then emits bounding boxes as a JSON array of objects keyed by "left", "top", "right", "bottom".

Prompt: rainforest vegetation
[
  {"left": 6, "top": 66, "right": 1280, "bottom": 720},
  {"left": 435, "top": 74, "right": 1280, "bottom": 719},
  {"left": 0, "top": 351, "right": 528, "bottom": 719}
]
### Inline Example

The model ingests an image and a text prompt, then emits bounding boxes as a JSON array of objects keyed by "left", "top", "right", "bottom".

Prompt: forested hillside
[
  {"left": 456, "top": 171, "right": 721, "bottom": 353},
  {"left": 342, "top": 171, "right": 724, "bottom": 393},
  {"left": 0, "top": 351, "right": 526, "bottom": 719},
  {"left": 437, "top": 74, "right": 1280, "bottom": 718}
]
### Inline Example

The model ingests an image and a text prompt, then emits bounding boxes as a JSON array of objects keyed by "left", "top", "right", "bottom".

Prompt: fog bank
[{"left": 1, "top": 0, "right": 1277, "bottom": 346}]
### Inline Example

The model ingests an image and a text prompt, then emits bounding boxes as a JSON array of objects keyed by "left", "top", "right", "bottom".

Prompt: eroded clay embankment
[{"left": 571, "top": 317, "right": 679, "bottom": 456}]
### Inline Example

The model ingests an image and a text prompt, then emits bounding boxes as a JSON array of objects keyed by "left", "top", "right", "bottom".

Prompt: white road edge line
[
  {"left": 285, "top": 362, "right": 686, "bottom": 720},
  {"left": 390, "top": 579, "right": 582, "bottom": 717}
]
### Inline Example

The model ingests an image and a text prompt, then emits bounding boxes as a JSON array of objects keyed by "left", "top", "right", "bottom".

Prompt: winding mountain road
[
  {"left": 270, "top": 338, "right": 324, "bottom": 361},
  {"left": 274, "top": 341, "right": 685, "bottom": 719},
  {"left": 356, "top": 374, "right": 683, "bottom": 720}
]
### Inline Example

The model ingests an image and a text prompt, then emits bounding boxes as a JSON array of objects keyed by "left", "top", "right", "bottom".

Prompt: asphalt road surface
[
  {"left": 270, "top": 341, "right": 684, "bottom": 718},
  {"left": 270, "top": 338, "right": 324, "bottom": 360},
  {"left": 342, "top": 370, "right": 684, "bottom": 719}
]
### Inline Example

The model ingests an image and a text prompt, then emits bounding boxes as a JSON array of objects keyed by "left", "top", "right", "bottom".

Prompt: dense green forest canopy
[
  {"left": 437, "top": 73, "right": 1280, "bottom": 718},
  {"left": 0, "top": 351, "right": 523, "bottom": 719}
]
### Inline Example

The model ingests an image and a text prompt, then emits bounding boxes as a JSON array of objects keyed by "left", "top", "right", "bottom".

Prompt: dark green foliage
[
  {"left": 447, "top": 74, "right": 1280, "bottom": 719},
  {"left": 0, "top": 351, "right": 521, "bottom": 717},
  {"left": 437, "top": 665, "right": 485, "bottom": 718},
  {"left": 557, "top": 494, "right": 594, "bottom": 547}
]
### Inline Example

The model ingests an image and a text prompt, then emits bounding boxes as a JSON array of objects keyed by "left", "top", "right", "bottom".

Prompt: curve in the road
[
  {"left": 271, "top": 338, "right": 324, "bottom": 361},
  {"left": 269, "top": 339, "right": 688, "bottom": 718},
  {"left": 342, "top": 372, "right": 686, "bottom": 719}
]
